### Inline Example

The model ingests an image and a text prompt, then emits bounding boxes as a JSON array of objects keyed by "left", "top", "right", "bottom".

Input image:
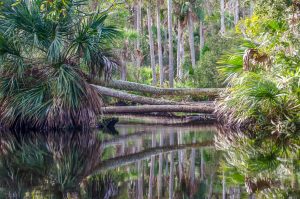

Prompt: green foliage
[
  {"left": 0, "top": 0, "right": 120, "bottom": 129},
  {"left": 191, "top": 35, "right": 238, "bottom": 88}
]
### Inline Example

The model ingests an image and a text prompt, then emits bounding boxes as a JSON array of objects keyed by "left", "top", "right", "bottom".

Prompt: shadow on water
[{"left": 0, "top": 124, "right": 299, "bottom": 198}]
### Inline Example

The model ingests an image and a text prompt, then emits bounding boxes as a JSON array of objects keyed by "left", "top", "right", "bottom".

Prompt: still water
[{"left": 0, "top": 124, "right": 298, "bottom": 198}]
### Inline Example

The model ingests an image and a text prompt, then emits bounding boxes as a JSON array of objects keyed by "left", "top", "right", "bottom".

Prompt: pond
[{"left": 0, "top": 124, "right": 298, "bottom": 198}]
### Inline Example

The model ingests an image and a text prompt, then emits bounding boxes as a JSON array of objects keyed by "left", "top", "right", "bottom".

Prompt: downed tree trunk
[
  {"left": 91, "top": 140, "right": 213, "bottom": 174},
  {"left": 101, "top": 104, "right": 214, "bottom": 114},
  {"left": 103, "top": 114, "right": 216, "bottom": 125},
  {"left": 93, "top": 80, "right": 223, "bottom": 97},
  {"left": 92, "top": 84, "right": 186, "bottom": 105}
]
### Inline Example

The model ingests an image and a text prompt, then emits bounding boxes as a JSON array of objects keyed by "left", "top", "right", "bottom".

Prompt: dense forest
[{"left": 0, "top": 0, "right": 299, "bottom": 198}]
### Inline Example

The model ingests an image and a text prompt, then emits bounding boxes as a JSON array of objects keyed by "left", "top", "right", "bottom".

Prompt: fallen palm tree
[
  {"left": 94, "top": 79, "right": 223, "bottom": 97},
  {"left": 100, "top": 104, "right": 214, "bottom": 114}
]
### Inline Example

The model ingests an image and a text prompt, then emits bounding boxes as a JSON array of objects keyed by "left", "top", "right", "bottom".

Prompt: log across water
[
  {"left": 101, "top": 104, "right": 214, "bottom": 114},
  {"left": 93, "top": 80, "right": 223, "bottom": 97}
]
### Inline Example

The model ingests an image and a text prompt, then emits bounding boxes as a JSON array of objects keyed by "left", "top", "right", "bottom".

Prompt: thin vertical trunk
[
  {"left": 222, "top": 171, "right": 226, "bottom": 199},
  {"left": 156, "top": 0, "right": 164, "bottom": 86},
  {"left": 169, "top": 131, "right": 175, "bottom": 199},
  {"left": 176, "top": 20, "right": 182, "bottom": 78},
  {"left": 158, "top": 133, "right": 163, "bottom": 198},
  {"left": 250, "top": 0, "right": 254, "bottom": 16},
  {"left": 199, "top": 21, "right": 205, "bottom": 54},
  {"left": 147, "top": 7, "right": 156, "bottom": 85},
  {"left": 136, "top": 0, "right": 142, "bottom": 67},
  {"left": 120, "top": 59, "right": 127, "bottom": 81},
  {"left": 220, "top": 0, "right": 226, "bottom": 35},
  {"left": 148, "top": 133, "right": 156, "bottom": 199},
  {"left": 200, "top": 148, "right": 205, "bottom": 180},
  {"left": 188, "top": 9, "right": 196, "bottom": 69},
  {"left": 167, "top": 0, "right": 174, "bottom": 88},
  {"left": 234, "top": 0, "right": 239, "bottom": 25}
]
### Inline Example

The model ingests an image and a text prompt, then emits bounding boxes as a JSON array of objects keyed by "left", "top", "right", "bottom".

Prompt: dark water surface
[{"left": 0, "top": 124, "right": 297, "bottom": 198}]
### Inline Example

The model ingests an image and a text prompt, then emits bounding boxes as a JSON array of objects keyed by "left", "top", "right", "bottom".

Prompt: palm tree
[
  {"left": 167, "top": 0, "right": 174, "bottom": 88},
  {"left": 156, "top": 0, "right": 164, "bottom": 86},
  {"left": 220, "top": 0, "right": 226, "bottom": 34},
  {"left": 0, "top": 0, "right": 120, "bottom": 129},
  {"left": 147, "top": 4, "right": 157, "bottom": 85}
]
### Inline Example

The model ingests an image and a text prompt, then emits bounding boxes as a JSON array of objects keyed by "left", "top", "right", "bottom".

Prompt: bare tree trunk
[
  {"left": 234, "top": 0, "right": 239, "bottom": 25},
  {"left": 156, "top": 0, "right": 164, "bottom": 86},
  {"left": 250, "top": 0, "right": 254, "bottom": 16},
  {"left": 92, "top": 85, "right": 184, "bottom": 105},
  {"left": 136, "top": 0, "right": 142, "bottom": 67},
  {"left": 176, "top": 20, "right": 183, "bottom": 79},
  {"left": 101, "top": 104, "right": 215, "bottom": 114},
  {"left": 148, "top": 133, "right": 156, "bottom": 199},
  {"left": 199, "top": 21, "right": 205, "bottom": 54},
  {"left": 147, "top": 6, "right": 157, "bottom": 85},
  {"left": 94, "top": 80, "right": 223, "bottom": 97},
  {"left": 158, "top": 132, "right": 163, "bottom": 199},
  {"left": 120, "top": 59, "right": 127, "bottom": 81},
  {"left": 220, "top": 0, "right": 226, "bottom": 35},
  {"left": 188, "top": 8, "right": 196, "bottom": 69},
  {"left": 169, "top": 131, "right": 175, "bottom": 199},
  {"left": 167, "top": 0, "right": 174, "bottom": 88}
]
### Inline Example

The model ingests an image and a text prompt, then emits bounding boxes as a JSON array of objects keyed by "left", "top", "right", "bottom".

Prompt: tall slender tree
[
  {"left": 136, "top": 0, "right": 142, "bottom": 67},
  {"left": 147, "top": 5, "right": 157, "bottom": 85},
  {"left": 156, "top": 0, "right": 164, "bottom": 86},
  {"left": 188, "top": 4, "right": 196, "bottom": 69},
  {"left": 220, "top": 0, "right": 226, "bottom": 34},
  {"left": 234, "top": 0, "right": 239, "bottom": 25},
  {"left": 168, "top": 0, "right": 174, "bottom": 88}
]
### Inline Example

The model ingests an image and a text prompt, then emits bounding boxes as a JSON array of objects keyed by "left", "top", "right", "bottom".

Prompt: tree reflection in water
[
  {"left": 216, "top": 127, "right": 300, "bottom": 198},
  {"left": 2, "top": 124, "right": 297, "bottom": 198}
]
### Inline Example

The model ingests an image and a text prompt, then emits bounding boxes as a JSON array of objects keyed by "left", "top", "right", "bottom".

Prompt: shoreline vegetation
[{"left": 0, "top": 0, "right": 299, "bottom": 197}]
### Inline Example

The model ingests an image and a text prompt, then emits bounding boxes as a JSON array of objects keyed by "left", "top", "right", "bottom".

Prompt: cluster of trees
[{"left": 107, "top": 0, "right": 255, "bottom": 87}]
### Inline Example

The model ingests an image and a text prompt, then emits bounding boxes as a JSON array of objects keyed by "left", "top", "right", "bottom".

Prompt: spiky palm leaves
[{"left": 0, "top": 0, "right": 120, "bottom": 129}]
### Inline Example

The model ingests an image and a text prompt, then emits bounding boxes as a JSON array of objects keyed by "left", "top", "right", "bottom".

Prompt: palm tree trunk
[
  {"left": 189, "top": 137, "right": 196, "bottom": 187},
  {"left": 220, "top": 0, "right": 226, "bottom": 35},
  {"left": 188, "top": 9, "right": 196, "bottom": 69},
  {"left": 250, "top": 0, "right": 254, "bottom": 16},
  {"left": 199, "top": 21, "right": 205, "bottom": 54},
  {"left": 156, "top": 0, "right": 164, "bottom": 86},
  {"left": 136, "top": 0, "right": 142, "bottom": 67},
  {"left": 176, "top": 20, "right": 182, "bottom": 79},
  {"left": 101, "top": 104, "right": 214, "bottom": 114},
  {"left": 167, "top": 0, "right": 174, "bottom": 88},
  {"left": 147, "top": 7, "right": 157, "bottom": 85},
  {"left": 148, "top": 133, "right": 156, "bottom": 199},
  {"left": 234, "top": 0, "right": 239, "bottom": 25},
  {"left": 94, "top": 80, "right": 223, "bottom": 97}
]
